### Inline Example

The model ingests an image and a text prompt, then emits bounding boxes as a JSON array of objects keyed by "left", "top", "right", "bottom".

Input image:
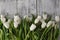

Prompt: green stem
[
  {"left": 54, "top": 28, "right": 59, "bottom": 40},
  {"left": 54, "top": 24, "right": 59, "bottom": 40},
  {"left": 9, "top": 28, "right": 15, "bottom": 40},
  {"left": 40, "top": 26, "right": 52, "bottom": 40},
  {"left": 50, "top": 29, "right": 53, "bottom": 40},
  {"left": 23, "top": 20, "right": 26, "bottom": 37},
  {"left": 32, "top": 32, "right": 35, "bottom": 40},
  {"left": 24, "top": 31, "right": 30, "bottom": 40},
  {"left": 25, "top": 21, "right": 26, "bottom": 36}
]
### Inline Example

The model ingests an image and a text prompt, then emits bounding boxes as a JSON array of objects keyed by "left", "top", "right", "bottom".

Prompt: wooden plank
[
  {"left": 41, "top": 0, "right": 55, "bottom": 14},
  {"left": 18, "top": 0, "right": 29, "bottom": 17},
  {"left": 36, "top": 0, "right": 43, "bottom": 15},
  {"left": 56, "top": 0, "right": 60, "bottom": 15},
  {"left": 29, "top": 0, "right": 36, "bottom": 15},
  {"left": 18, "top": 0, "right": 36, "bottom": 17},
  {"left": 0, "top": 0, "right": 17, "bottom": 18},
  {"left": 0, "top": 0, "right": 60, "bottom": 17}
]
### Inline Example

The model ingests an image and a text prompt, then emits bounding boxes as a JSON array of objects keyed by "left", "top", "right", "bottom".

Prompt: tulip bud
[
  {"left": 47, "top": 21, "right": 53, "bottom": 28},
  {"left": 23, "top": 15, "right": 32, "bottom": 22},
  {"left": 3, "top": 22, "right": 10, "bottom": 29},
  {"left": 14, "top": 15, "right": 21, "bottom": 24},
  {"left": 30, "top": 24, "right": 36, "bottom": 31},
  {"left": 37, "top": 16, "right": 41, "bottom": 20},
  {"left": 14, "top": 22, "right": 19, "bottom": 28},
  {"left": 43, "top": 14, "right": 47, "bottom": 20},
  {"left": 1, "top": 15, "right": 6, "bottom": 23},
  {"left": 34, "top": 16, "right": 41, "bottom": 24},
  {"left": 34, "top": 18, "right": 39, "bottom": 24},
  {"left": 55, "top": 16, "right": 60, "bottom": 22},
  {"left": 23, "top": 15, "right": 28, "bottom": 19},
  {"left": 41, "top": 21, "right": 46, "bottom": 28},
  {"left": 8, "top": 19, "right": 11, "bottom": 23}
]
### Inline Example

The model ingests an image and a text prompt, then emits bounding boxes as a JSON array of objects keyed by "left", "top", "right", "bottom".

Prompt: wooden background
[
  {"left": 0, "top": 0, "right": 60, "bottom": 17},
  {"left": 0, "top": 0, "right": 60, "bottom": 40}
]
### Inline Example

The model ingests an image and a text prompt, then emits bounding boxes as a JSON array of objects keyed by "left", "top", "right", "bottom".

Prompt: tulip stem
[
  {"left": 25, "top": 21, "right": 26, "bottom": 36},
  {"left": 50, "top": 29, "right": 53, "bottom": 40},
  {"left": 40, "top": 26, "right": 52, "bottom": 40},
  {"left": 24, "top": 31, "right": 30, "bottom": 40},
  {"left": 23, "top": 20, "right": 27, "bottom": 37}
]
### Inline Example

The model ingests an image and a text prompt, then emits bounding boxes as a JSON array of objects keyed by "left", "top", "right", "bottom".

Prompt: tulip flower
[
  {"left": 43, "top": 14, "right": 47, "bottom": 20},
  {"left": 41, "top": 21, "right": 46, "bottom": 28},
  {"left": 55, "top": 16, "right": 60, "bottom": 22},
  {"left": 14, "top": 22, "right": 19, "bottom": 28},
  {"left": 8, "top": 19, "right": 11, "bottom": 23},
  {"left": 14, "top": 15, "right": 21, "bottom": 24},
  {"left": 30, "top": 24, "right": 36, "bottom": 31},
  {"left": 34, "top": 18, "right": 40, "bottom": 24},
  {"left": 34, "top": 16, "right": 41, "bottom": 24},
  {"left": 23, "top": 15, "right": 28, "bottom": 19},
  {"left": 23, "top": 15, "right": 32, "bottom": 22},
  {"left": 37, "top": 16, "right": 41, "bottom": 20},
  {"left": 1, "top": 15, "right": 6, "bottom": 23},
  {"left": 47, "top": 21, "right": 53, "bottom": 28},
  {"left": 3, "top": 22, "right": 10, "bottom": 29}
]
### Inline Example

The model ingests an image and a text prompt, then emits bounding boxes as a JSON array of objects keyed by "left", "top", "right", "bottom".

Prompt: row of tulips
[{"left": 0, "top": 13, "right": 60, "bottom": 40}]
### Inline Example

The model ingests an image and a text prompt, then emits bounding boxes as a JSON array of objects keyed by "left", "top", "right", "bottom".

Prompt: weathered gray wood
[
  {"left": 41, "top": 0, "right": 55, "bottom": 14},
  {"left": 56, "top": 0, "right": 60, "bottom": 15},
  {"left": 29, "top": 0, "right": 36, "bottom": 15},
  {"left": 18, "top": 0, "right": 29, "bottom": 17},
  {"left": 0, "top": 0, "right": 60, "bottom": 16},
  {"left": 0, "top": 0, "right": 17, "bottom": 18}
]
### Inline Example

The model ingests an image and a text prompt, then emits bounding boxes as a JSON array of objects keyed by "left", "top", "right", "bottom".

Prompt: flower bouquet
[{"left": 0, "top": 13, "right": 60, "bottom": 40}]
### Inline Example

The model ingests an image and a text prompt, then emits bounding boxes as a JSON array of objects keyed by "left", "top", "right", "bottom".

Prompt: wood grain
[{"left": 0, "top": 0, "right": 59, "bottom": 17}]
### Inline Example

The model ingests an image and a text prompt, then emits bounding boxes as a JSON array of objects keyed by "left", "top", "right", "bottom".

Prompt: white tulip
[
  {"left": 34, "top": 16, "right": 41, "bottom": 24},
  {"left": 1, "top": 15, "right": 5, "bottom": 18},
  {"left": 40, "top": 19, "right": 44, "bottom": 23},
  {"left": 37, "top": 16, "right": 41, "bottom": 20},
  {"left": 3, "top": 22, "right": 10, "bottom": 29},
  {"left": 14, "top": 22, "right": 19, "bottom": 28},
  {"left": 55, "top": 16, "right": 60, "bottom": 22},
  {"left": 1, "top": 15, "right": 6, "bottom": 23},
  {"left": 47, "top": 21, "right": 53, "bottom": 28},
  {"left": 14, "top": 15, "right": 21, "bottom": 24},
  {"left": 1, "top": 18, "right": 6, "bottom": 23},
  {"left": 43, "top": 14, "right": 47, "bottom": 20},
  {"left": 30, "top": 24, "right": 36, "bottom": 31},
  {"left": 41, "top": 21, "right": 46, "bottom": 28},
  {"left": 23, "top": 15, "right": 32, "bottom": 21},
  {"left": 34, "top": 18, "right": 40, "bottom": 24},
  {"left": 23, "top": 15, "right": 28, "bottom": 19},
  {"left": 8, "top": 19, "right": 11, "bottom": 23}
]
